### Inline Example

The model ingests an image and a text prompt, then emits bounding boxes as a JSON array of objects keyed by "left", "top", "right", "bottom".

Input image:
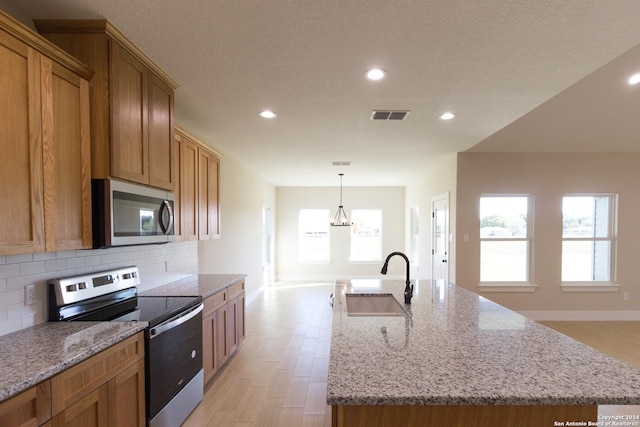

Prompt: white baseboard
[
  {"left": 245, "top": 287, "right": 264, "bottom": 306},
  {"left": 275, "top": 274, "right": 389, "bottom": 282},
  {"left": 519, "top": 310, "right": 640, "bottom": 321}
]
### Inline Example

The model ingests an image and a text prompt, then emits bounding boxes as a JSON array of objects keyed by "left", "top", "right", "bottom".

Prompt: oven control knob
[{"left": 191, "top": 350, "right": 197, "bottom": 359}]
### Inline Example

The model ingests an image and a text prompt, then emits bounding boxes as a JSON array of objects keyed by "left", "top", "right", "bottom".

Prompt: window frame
[
  {"left": 560, "top": 193, "right": 619, "bottom": 292},
  {"left": 478, "top": 194, "right": 537, "bottom": 293}
]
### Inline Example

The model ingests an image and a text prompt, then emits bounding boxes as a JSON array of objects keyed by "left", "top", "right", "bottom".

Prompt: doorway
[{"left": 431, "top": 193, "right": 449, "bottom": 282}]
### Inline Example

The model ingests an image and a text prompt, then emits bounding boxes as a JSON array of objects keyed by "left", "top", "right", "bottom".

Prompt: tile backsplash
[{"left": 0, "top": 241, "right": 198, "bottom": 336}]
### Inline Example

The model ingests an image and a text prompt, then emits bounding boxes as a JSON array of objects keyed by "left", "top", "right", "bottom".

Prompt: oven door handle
[{"left": 149, "top": 302, "right": 203, "bottom": 339}]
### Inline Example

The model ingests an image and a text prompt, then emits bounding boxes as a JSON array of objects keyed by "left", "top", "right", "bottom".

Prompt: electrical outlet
[
  {"left": 623, "top": 292, "right": 629, "bottom": 301},
  {"left": 25, "top": 284, "right": 35, "bottom": 305}
]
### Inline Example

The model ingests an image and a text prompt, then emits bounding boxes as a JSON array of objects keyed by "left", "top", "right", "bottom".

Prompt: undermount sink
[{"left": 345, "top": 293, "right": 406, "bottom": 317}]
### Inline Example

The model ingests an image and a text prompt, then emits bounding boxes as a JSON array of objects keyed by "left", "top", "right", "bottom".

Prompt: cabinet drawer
[
  {"left": 51, "top": 333, "right": 144, "bottom": 416},
  {"left": 228, "top": 281, "right": 245, "bottom": 300},
  {"left": 204, "top": 290, "right": 227, "bottom": 316},
  {"left": 0, "top": 381, "right": 51, "bottom": 427}
]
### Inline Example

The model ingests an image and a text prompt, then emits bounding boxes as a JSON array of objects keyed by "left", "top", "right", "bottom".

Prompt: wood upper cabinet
[
  {"left": 178, "top": 135, "right": 199, "bottom": 241},
  {"left": 147, "top": 73, "right": 175, "bottom": 190},
  {"left": 34, "top": 19, "right": 179, "bottom": 191},
  {"left": 174, "top": 126, "right": 221, "bottom": 241},
  {"left": 198, "top": 148, "right": 220, "bottom": 240},
  {"left": 0, "top": 25, "right": 45, "bottom": 255},
  {"left": 110, "top": 42, "right": 148, "bottom": 186},
  {"left": 0, "top": 10, "right": 92, "bottom": 255},
  {"left": 45, "top": 61, "right": 92, "bottom": 251}
]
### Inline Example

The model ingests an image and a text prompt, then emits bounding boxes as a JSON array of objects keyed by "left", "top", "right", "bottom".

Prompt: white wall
[
  {"left": 276, "top": 186, "right": 405, "bottom": 281},
  {"left": 456, "top": 152, "right": 640, "bottom": 319},
  {"left": 405, "top": 154, "right": 458, "bottom": 282},
  {"left": 197, "top": 154, "right": 276, "bottom": 301}
]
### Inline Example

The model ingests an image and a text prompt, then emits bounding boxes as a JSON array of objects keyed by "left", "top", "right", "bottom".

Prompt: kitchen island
[{"left": 327, "top": 279, "right": 640, "bottom": 427}]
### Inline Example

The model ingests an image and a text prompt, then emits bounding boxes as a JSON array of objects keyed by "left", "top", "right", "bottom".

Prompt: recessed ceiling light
[
  {"left": 259, "top": 110, "right": 277, "bottom": 119},
  {"left": 629, "top": 73, "right": 640, "bottom": 85},
  {"left": 439, "top": 112, "right": 456, "bottom": 120},
  {"left": 365, "top": 68, "right": 387, "bottom": 81}
]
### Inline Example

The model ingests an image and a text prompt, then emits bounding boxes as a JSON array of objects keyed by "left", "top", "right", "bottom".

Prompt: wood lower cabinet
[
  {"left": 0, "top": 10, "right": 92, "bottom": 255},
  {"left": 52, "top": 385, "right": 108, "bottom": 427},
  {"left": 0, "top": 381, "right": 51, "bottom": 427},
  {"left": 175, "top": 126, "right": 221, "bottom": 241},
  {"left": 34, "top": 19, "right": 178, "bottom": 191},
  {"left": 202, "top": 281, "right": 245, "bottom": 386},
  {"left": 50, "top": 333, "right": 145, "bottom": 426},
  {"left": 0, "top": 332, "right": 145, "bottom": 427}
]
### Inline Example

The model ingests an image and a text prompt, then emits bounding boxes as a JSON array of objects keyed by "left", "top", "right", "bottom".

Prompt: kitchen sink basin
[{"left": 345, "top": 293, "right": 406, "bottom": 317}]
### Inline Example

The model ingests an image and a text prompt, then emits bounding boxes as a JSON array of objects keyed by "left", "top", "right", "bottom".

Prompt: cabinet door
[
  {"left": 202, "top": 309, "right": 219, "bottom": 384},
  {"left": 236, "top": 293, "right": 246, "bottom": 345},
  {"left": 0, "top": 381, "right": 51, "bottom": 427},
  {"left": 107, "top": 359, "right": 145, "bottom": 427},
  {"left": 198, "top": 149, "right": 220, "bottom": 239},
  {"left": 0, "top": 29, "right": 45, "bottom": 255},
  {"left": 42, "top": 60, "right": 92, "bottom": 251},
  {"left": 216, "top": 304, "right": 231, "bottom": 367},
  {"left": 110, "top": 42, "right": 148, "bottom": 185},
  {"left": 51, "top": 385, "right": 108, "bottom": 427},
  {"left": 227, "top": 297, "right": 240, "bottom": 355},
  {"left": 171, "top": 135, "right": 182, "bottom": 239},
  {"left": 179, "top": 138, "right": 198, "bottom": 240},
  {"left": 147, "top": 72, "right": 174, "bottom": 191}
]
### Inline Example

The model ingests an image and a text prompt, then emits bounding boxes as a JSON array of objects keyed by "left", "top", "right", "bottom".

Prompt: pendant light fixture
[{"left": 331, "top": 173, "right": 352, "bottom": 226}]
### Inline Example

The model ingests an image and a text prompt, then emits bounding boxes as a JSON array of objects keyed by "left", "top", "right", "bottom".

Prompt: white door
[{"left": 431, "top": 193, "right": 449, "bottom": 282}]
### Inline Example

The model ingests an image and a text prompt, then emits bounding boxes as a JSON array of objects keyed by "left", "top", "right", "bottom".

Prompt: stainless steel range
[{"left": 48, "top": 266, "right": 203, "bottom": 427}]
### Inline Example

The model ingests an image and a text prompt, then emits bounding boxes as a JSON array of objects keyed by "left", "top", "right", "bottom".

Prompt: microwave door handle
[{"left": 159, "top": 200, "right": 174, "bottom": 235}]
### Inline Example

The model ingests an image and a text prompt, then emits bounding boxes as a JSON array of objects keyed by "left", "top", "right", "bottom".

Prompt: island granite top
[
  {"left": 0, "top": 321, "right": 147, "bottom": 402},
  {"left": 139, "top": 274, "right": 246, "bottom": 299},
  {"left": 327, "top": 279, "right": 640, "bottom": 406}
]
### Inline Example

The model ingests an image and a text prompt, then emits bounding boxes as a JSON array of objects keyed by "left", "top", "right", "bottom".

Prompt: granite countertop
[
  {"left": 139, "top": 274, "right": 246, "bottom": 299},
  {"left": 327, "top": 279, "right": 640, "bottom": 406},
  {"left": 0, "top": 321, "right": 147, "bottom": 402}
]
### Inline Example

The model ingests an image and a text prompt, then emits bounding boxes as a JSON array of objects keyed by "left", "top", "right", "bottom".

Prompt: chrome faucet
[{"left": 380, "top": 251, "right": 414, "bottom": 304}]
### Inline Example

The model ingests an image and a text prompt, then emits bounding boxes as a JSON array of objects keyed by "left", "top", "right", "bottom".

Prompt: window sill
[
  {"left": 560, "top": 283, "right": 621, "bottom": 292},
  {"left": 477, "top": 283, "right": 538, "bottom": 293}
]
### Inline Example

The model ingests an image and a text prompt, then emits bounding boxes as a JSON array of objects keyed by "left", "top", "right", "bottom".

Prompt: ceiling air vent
[
  {"left": 371, "top": 110, "right": 410, "bottom": 121},
  {"left": 332, "top": 161, "right": 351, "bottom": 166}
]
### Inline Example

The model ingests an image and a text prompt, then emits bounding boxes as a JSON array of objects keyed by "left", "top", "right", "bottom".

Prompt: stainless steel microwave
[{"left": 92, "top": 179, "right": 175, "bottom": 248}]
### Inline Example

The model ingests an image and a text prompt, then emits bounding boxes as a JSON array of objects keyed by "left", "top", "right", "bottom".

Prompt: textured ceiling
[{"left": 2, "top": 0, "right": 640, "bottom": 186}]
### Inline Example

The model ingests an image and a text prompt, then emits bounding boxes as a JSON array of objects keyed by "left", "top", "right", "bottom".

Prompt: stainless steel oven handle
[
  {"left": 149, "top": 302, "right": 203, "bottom": 339},
  {"left": 159, "top": 200, "right": 174, "bottom": 235}
]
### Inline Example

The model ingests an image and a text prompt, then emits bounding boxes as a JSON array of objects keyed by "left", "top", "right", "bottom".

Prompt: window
[
  {"left": 562, "top": 195, "right": 616, "bottom": 282},
  {"left": 480, "top": 196, "right": 531, "bottom": 282},
  {"left": 350, "top": 209, "right": 382, "bottom": 261},
  {"left": 298, "top": 209, "right": 330, "bottom": 262}
]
